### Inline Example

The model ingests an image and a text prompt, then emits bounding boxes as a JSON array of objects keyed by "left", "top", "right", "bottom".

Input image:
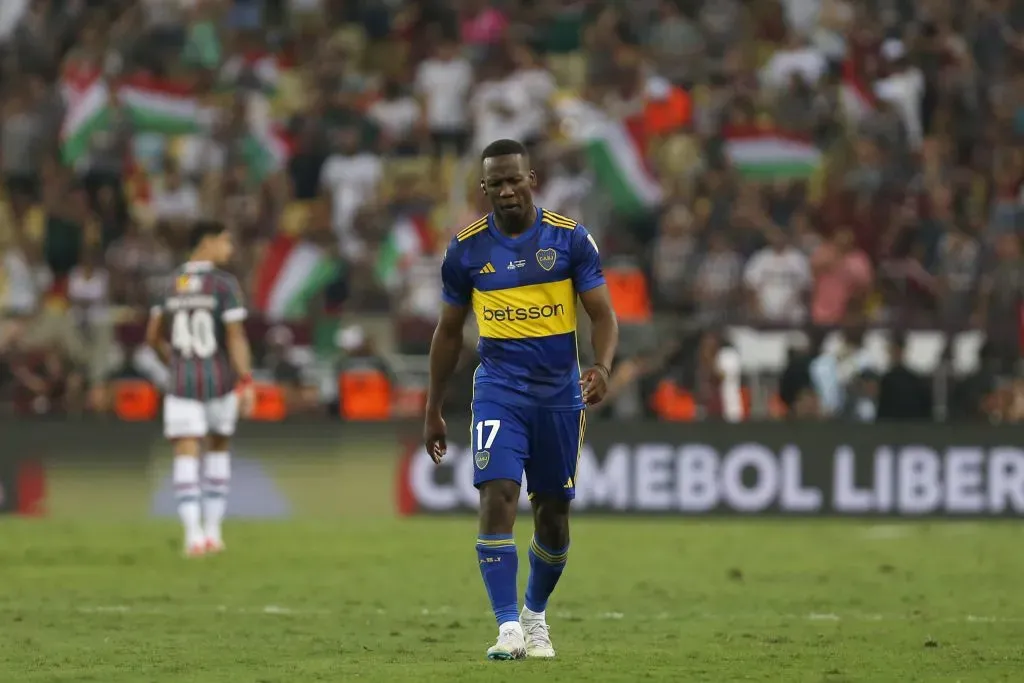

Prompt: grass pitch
[{"left": 1, "top": 519, "right": 1022, "bottom": 682}]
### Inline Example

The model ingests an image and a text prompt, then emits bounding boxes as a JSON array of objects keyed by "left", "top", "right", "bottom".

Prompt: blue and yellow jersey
[{"left": 441, "top": 207, "right": 605, "bottom": 410}]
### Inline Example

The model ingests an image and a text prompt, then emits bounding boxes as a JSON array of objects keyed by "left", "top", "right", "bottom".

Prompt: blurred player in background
[
  {"left": 146, "top": 221, "right": 254, "bottom": 557},
  {"left": 424, "top": 139, "right": 619, "bottom": 660}
]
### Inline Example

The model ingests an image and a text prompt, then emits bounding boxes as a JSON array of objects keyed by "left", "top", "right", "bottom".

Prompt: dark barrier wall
[{"left": 5, "top": 420, "right": 1024, "bottom": 519}]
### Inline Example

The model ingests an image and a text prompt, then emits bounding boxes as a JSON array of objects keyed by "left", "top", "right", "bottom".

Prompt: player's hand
[
  {"left": 238, "top": 381, "right": 256, "bottom": 418},
  {"left": 423, "top": 411, "right": 447, "bottom": 464},
  {"left": 580, "top": 364, "right": 610, "bottom": 406}
]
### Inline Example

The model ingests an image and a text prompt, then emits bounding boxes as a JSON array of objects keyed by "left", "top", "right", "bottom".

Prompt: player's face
[{"left": 481, "top": 155, "right": 536, "bottom": 225}]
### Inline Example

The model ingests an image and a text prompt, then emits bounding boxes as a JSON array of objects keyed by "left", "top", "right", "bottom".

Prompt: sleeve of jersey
[
  {"left": 221, "top": 275, "right": 248, "bottom": 323},
  {"left": 440, "top": 240, "right": 472, "bottom": 306},
  {"left": 570, "top": 224, "right": 606, "bottom": 293}
]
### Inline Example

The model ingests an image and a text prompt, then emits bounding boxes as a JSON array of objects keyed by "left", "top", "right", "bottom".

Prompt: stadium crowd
[{"left": 0, "top": 0, "right": 1022, "bottom": 422}]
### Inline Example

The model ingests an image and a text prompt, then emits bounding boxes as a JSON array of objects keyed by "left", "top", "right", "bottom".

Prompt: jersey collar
[{"left": 487, "top": 206, "right": 542, "bottom": 248}]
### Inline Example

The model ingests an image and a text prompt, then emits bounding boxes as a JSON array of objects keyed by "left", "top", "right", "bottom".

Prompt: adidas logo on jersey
[{"left": 479, "top": 263, "right": 496, "bottom": 274}]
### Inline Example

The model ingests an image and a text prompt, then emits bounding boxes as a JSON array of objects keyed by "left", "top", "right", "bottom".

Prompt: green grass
[{"left": 1, "top": 519, "right": 1023, "bottom": 682}]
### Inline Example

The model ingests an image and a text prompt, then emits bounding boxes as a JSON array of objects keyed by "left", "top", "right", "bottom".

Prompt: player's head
[
  {"left": 189, "top": 220, "right": 234, "bottom": 265},
  {"left": 480, "top": 139, "right": 536, "bottom": 228}
]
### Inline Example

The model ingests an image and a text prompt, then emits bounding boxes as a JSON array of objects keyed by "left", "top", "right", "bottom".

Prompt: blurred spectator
[
  {"left": 651, "top": 204, "right": 698, "bottom": 310},
  {"left": 810, "top": 329, "right": 873, "bottom": 418},
  {"left": 320, "top": 126, "right": 383, "bottom": 258},
  {"left": 694, "top": 328, "right": 743, "bottom": 422},
  {"left": 761, "top": 31, "right": 828, "bottom": 92},
  {"left": 2, "top": 83, "right": 45, "bottom": 201},
  {"left": 460, "top": 0, "right": 508, "bottom": 62},
  {"left": 778, "top": 334, "right": 819, "bottom": 418},
  {"left": 507, "top": 43, "right": 556, "bottom": 146},
  {"left": 934, "top": 224, "right": 981, "bottom": 327},
  {"left": 106, "top": 219, "right": 173, "bottom": 308},
  {"left": 153, "top": 161, "right": 201, "bottom": 234},
  {"left": 263, "top": 325, "right": 305, "bottom": 410},
  {"left": 535, "top": 148, "right": 592, "bottom": 220},
  {"left": 874, "top": 39, "right": 925, "bottom": 149},
  {"left": 469, "top": 53, "right": 517, "bottom": 156},
  {"left": 876, "top": 335, "right": 932, "bottom": 421},
  {"left": 976, "top": 233, "right": 1024, "bottom": 375},
  {"left": 10, "top": 341, "right": 84, "bottom": 416},
  {"left": 810, "top": 228, "right": 873, "bottom": 325},
  {"left": 368, "top": 79, "right": 424, "bottom": 156},
  {"left": 648, "top": 0, "right": 704, "bottom": 87},
  {"left": 415, "top": 35, "right": 473, "bottom": 156},
  {"left": 843, "top": 369, "right": 879, "bottom": 422},
  {"left": 693, "top": 231, "right": 742, "bottom": 323},
  {"left": 743, "top": 227, "right": 811, "bottom": 323}
]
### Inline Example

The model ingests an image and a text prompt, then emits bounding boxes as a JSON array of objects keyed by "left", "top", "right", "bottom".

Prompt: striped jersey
[
  {"left": 152, "top": 261, "right": 247, "bottom": 401},
  {"left": 440, "top": 208, "right": 605, "bottom": 410}
]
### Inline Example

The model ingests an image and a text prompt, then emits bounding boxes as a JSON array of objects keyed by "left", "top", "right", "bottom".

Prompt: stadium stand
[{"left": 0, "top": 0, "right": 1023, "bottom": 422}]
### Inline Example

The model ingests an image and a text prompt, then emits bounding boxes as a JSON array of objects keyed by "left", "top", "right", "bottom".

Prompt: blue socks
[
  {"left": 525, "top": 537, "right": 569, "bottom": 613},
  {"left": 477, "top": 534, "right": 571, "bottom": 623},
  {"left": 476, "top": 534, "right": 520, "bottom": 626}
]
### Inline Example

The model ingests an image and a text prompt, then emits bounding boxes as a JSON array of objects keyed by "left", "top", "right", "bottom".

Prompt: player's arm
[
  {"left": 145, "top": 307, "right": 171, "bottom": 365},
  {"left": 424, "top": 242, "right": 472, "bottom": 463},
  {"left": 224, "top": 322, "right": 252, "bottom": 379},
  {"left": 221, "top": 276, "right": 253, "bottom": 382},
  {"left": 426, "top": 301, "right": 471, "bottom": 414},
  {"left": 579, "top": 284, "right": 618, "bottom": 378},
  {"left": 572, "top": 226, "right": 619, "bottom": 405}
]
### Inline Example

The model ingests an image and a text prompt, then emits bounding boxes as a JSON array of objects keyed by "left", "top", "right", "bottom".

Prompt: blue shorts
[{"left": 470, "top": 401, "right": 586, "bottom": 500}]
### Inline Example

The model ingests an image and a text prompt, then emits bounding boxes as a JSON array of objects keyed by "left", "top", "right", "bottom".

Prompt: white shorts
[{"left": 164, "top": 393, "right": 239, "bottom": 439}]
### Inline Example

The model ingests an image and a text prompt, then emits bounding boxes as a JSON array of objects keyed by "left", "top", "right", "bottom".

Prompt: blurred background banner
[
  {"left": 400, "top": 421, "right": 1024, "bottom": 517},
  {"left": 8, "top": 420, "right": 1024, "bottom": 519},
  {"left": 4, "top": 420, "right": 419, "bottom": 519}
]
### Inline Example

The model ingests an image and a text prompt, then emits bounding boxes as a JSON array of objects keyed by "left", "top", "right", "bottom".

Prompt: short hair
[
  {"left": 189, "top": 220, "right": 227, "bottom": 250},
  {"left": 481, "top": 139, "right": 528, "bottom": 162}
]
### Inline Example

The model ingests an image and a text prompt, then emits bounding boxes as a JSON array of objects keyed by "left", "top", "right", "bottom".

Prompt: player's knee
[
  {"left": 208, "top": 434, "right": 230, "bottom": 452},
  {"left": 478, "top": 480, "right": 519, "bottom": 533},
  {"left": 173, "top": 438, "right": 201, "bottom": 457},
  {"left": 532, "top": 496, "right": 570, "bottom": 548}
]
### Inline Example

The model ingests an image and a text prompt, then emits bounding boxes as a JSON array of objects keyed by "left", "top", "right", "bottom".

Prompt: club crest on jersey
[
  {"left": 536, "top": 248, "right": 557, "bottom": 271},
  {"left": 176, "top": 274, "right": 201, "bottom": 293},
  {"left": 474, "top": 450, "right": 490, "bottom": 470}
]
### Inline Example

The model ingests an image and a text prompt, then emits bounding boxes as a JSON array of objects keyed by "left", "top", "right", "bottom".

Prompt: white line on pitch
[{"left": 51, "top": 606, "right": 1024, "bottom": 624}]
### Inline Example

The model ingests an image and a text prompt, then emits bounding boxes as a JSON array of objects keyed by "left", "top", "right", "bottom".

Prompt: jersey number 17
[{"left": 172, "top": 309, "right": 218, "bottom": 359}]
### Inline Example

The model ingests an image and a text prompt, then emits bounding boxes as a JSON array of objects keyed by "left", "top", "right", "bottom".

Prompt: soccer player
[
  {"left": 145, "top": 221, "right": 254, "bottom": 557},
  {"left": 424, "top": 139, "right": 619, "bottom": 660}
]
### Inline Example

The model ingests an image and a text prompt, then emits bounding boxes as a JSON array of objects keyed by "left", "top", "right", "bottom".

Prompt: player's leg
[
  {"left": 520, "top": 407, "right": 585, "bottom": 658},
  {"left": 163, "top": 395, "right": 208, "bottom": 556},
  {"left": 472, "top": 401, "right": 529, "bottom": 661},
  {"left": 203, "top": 392, "right": 239, "bottom": 553}
]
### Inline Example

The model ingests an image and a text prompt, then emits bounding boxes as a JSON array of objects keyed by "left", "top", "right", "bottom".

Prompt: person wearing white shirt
[
  {"left": 716, "top": 343, "right": 744, "bottom": 423},
  {"left": 534, "top": 151, "right": 593, "bottom": 221},
  {"left": 414, "top": 38, "right": 474, "bottom": 156},
  {"left": 319, "top": 127, "right": 383, "bottom": 258},
  {"left": 469, "top": 60, "right": 519, "bottom": 155},
  {"left": 760, "top": 32, "right": 827, "bottom": 90},
  {"left": 743, "top": 229, "right": 812, "bottom": 323},
  {"left": 152, "top": 165, "right": 201, "bottom": 228},
  {"left": 698, "top": 329, "right": 744, "bottom": 422},
  {"left": 368, "top": 80, "right": 423, "bottom": 156},
  {"left": 505, "top": 45, "right": 556, "bottom": 145},
  {"left": 1, "top": 242, "right": 38, "bottom": 317},
  {"left": 874, "top": 39, "right": 925, "bottom": 149}
]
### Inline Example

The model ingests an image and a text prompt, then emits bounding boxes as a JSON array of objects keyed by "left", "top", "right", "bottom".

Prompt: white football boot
[
  {"left": 486, "top": 621, "right": 527, "bottom": 660},
  {"left": 520, "top": 607, "right": 556, "bottom": 658}
]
